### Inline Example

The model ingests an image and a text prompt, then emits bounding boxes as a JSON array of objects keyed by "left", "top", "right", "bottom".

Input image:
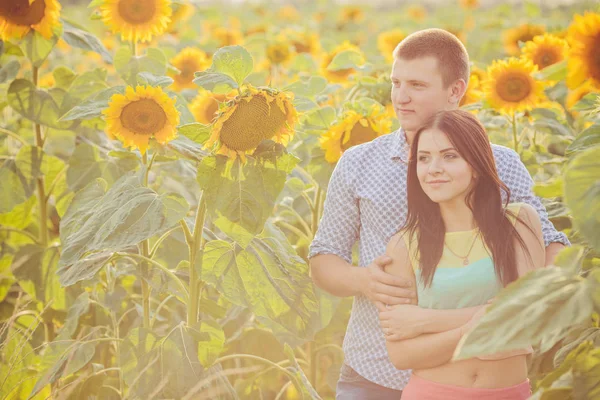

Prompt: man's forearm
[
  {"left": 310, "top": 254, "right": 364, "bottom": 297},
  {"left": 420, "top": 306, "right": 483, "bottom": 334},
  {"left": 386, "top": 327, "right": 462, "bottom": 370}
]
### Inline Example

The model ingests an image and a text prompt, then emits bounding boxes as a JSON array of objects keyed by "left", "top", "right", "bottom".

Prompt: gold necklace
[{"left": 444, "top": 229, "right": 480, "bottom": 266}]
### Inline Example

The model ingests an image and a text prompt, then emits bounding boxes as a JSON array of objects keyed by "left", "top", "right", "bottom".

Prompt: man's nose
[{"left": 393, "top": 84, "right": 410, "bottom": 104}]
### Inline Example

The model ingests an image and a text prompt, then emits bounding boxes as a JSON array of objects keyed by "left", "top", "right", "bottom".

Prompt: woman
[{"left": 381, "top": 110, "right": 544, "bottom": 399}]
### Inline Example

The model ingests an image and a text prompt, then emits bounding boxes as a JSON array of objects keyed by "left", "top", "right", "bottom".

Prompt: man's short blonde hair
[{"left": 393, "top": 28, "right": 470, "bottom": 87}]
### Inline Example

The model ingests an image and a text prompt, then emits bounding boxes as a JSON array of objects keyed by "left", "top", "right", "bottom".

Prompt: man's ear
[{"left": 448, "top": 79, "right": 467, "bottom": 105}]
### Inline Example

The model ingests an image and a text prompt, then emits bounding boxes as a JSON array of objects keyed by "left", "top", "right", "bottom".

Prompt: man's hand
[
  {"left": 359, "top": 255, "right": 416, "bottom": 310},
  {"left": 379, "top": 304, "right": 428, "bottom": 341}
]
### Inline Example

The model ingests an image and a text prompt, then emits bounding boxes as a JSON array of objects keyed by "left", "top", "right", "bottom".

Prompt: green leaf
[
  {"left": 567, "top": 124, "right": 600, "bottom": 156},
  {"left": 198, "top": 155, "right": 299, "bottom": 240},
  {"left": 284, "top": 76, "right": 328, "bottom": 98},
  {"left": 56, "top": 292, "right": 90, "bottom": 340},
  {"left": 60, "top": 86, "right": 125, "bottom": 121},
  {"left": 114, "top": 46, "right": 167, "bottom": 86},
  {"left": 11, "top": 245, "right": 66, "bottom": 310},
  {"left": 534, "top": 178, "right": 563, "bottom": 198},
  {"left": 61, "top": 19, "right": 112, "bottom": 63},
  {"left": 454, "top": 267, "right": 594, "bottom": 360},
  {"left": 210, "top": 45, "right": 253, "bottom": 86},
  {"left": 23, "top": 29, "right": 61, "bottom": 68},
  {"left": 564, "top": 145, "right": 600, "bottom": 250},
  {"left": 193, "top": 71, "right": 239, "bottom": 94},
  {"left": 178, "top": 123, "right": 212, "bottom": 145},
  {"left": 0, "top": 162, "right": 30, "bottom": 213},
  {"left": 1, "top": 40, "right": 24, "bottom": 56},
  {"left": 301, "top": 106, "right": 336, "bottom": 131},
  {"left": 534, "top": 60, "right": 567, "bottom": 82},
  {"left": 571, "top": 93, "right": 598, "bottom": 112},
  {"left": 52, "top": 66, "right": 77, "bottom": 90},
  {"left": 15, "top": 145, "right": 54, "bottom": 181},
  {"left": 572, "top": 348, "right": 600, "bottom": 399},
  {"left": 119, "top": 328, "right": 161, "bottom": 396},
  {"left": 200, "top": 240, "right": 247, "bottom": 306},
  {"left": 8, "top": 79, "right": 76, "bottom": 129},
  {"left": 553, "top": 245, "right": 587, "bottom": 271},
  {"left": 137, "top": 72, "right": 174, "bottom": 88},
  {"left": 326, "top": 49, "right": 365, "bottom": 71},
  {"left": 195, "top": 319, "right": 225, "bottom": 368},
  {"left": 283, "top": 344, "right": 322, "bottom": 399},
  {"left": 58, "top": 173, "right": 189, "bottom": 286},
  {"left": 555, "top": 329, "right": 600, "bottom": 367},
  {"left": 531, "top": 117, "right": 572, "bottom": 137},
  {"left": 0, "top": 60, "right": 20, "bottom": 83}
]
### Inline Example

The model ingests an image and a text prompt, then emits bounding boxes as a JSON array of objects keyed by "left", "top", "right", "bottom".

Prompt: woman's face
[{"left": 416, "top": 128, "right": 476, "bottom": 204}]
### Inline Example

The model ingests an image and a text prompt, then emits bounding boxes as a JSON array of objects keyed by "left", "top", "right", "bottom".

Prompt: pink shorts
[{"left": 402, "top": 374, "right": 532, "bottom": 400}]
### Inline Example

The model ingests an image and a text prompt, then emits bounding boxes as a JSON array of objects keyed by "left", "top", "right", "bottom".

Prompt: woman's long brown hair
[{"left": 404, "top": 109, "right": 531, "bottom": 288}]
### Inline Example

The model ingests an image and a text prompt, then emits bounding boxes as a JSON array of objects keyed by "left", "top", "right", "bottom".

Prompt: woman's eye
[
  {"left": 444, "top": 153, "right": 457, "bottom": 160},
  {"left": 418, "top": 156, "right": 429, "bottom": 162}
]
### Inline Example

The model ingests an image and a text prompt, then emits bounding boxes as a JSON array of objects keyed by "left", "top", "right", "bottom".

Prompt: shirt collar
[{"left": 389, "top": 127, "right": 410, "bottom": 163}]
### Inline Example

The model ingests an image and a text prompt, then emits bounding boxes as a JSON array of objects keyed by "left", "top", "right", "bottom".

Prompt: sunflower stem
[
  {"left": 32, "top": 66, "right": 49, "bottom": 248},
  {"left": 187, "top": 192, "right": 207, "bottom": 327},
  {"left": 512, "top": 113, "right": 519, "bottom": 154},
  {"left": 140, "top": 152, "right": 151, "bottom": 329},
  {"left": 0, "top": 127, "right": 28, "bottom": 146}
]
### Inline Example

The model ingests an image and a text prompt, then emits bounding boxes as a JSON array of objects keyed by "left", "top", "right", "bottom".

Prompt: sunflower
[
  {"left": 566, "top": 12, "right": 600, "bottom": 90},
  {"left": 0, "top": 0, "right": 61, "bottom": 40},
  {"left": 206, "top": 86, "right": 298, "bottom": 162},
  {"left": 482, "top": 58, "right": 545, "bottom": 114},
  {"left": 38, "top": 72, "right": 55, "bottom": 88},
  {"left": 320, "top": 107, "right": 392, "bottom": 163},
  {"left": 103, "top": 85, "right": 179, "bottom": 154},
  {"left": 406, "top": 5, "right": 427, "bottom": 22},
  {"left": 98, "top": 0, "right": 172, "bottom": 43},
  {"left": 460, "top": 75, "right": 482, "bottom": 106},
  {"left": 340, "top": 6, "right": 364, "bottom": 23},
  {"left": 321, "top": 42, "right": 364, "bottom": 84},
  {"left": 278, "top": 5, "right": 300, "bottom": 22},
  {"left": 459, "top": 0, "right": 479, "bottom": 10},
  {"left": 190, "top": 91, "right": 230, "bottom": 124},
  {"left": 470, "top": 65, "right": 487, "bottom": 83},
  {"left": 503, "top": 24, "right": 545, "bottom": 56},
  {"left": 566, "top": 81, "right": 598, "bottom": 110},
  {"left": 377, "top": 29, "right": 406, "bottom": 62},
  {"left": 521, "top": 33, "right": 568, "bottom": 70},
  {"left": 266, "top": 39, "right": 292, "bottom": 65},
  {"left": 286, "top": 30, "right": 321, "bottom": 55},
  {"left": 169, "top": 47, "right": 210, "bottom": 91}
]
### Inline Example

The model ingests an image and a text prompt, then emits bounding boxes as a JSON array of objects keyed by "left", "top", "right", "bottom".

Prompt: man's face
[{"left": 390, "top": 56, "right": 454, "bottom": 142}]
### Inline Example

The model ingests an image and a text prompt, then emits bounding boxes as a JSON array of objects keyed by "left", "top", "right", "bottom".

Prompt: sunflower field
[{"left": 0, "top": 0, "right": 600, "bottom": 398}]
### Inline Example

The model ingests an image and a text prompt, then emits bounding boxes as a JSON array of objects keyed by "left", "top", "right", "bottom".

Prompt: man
[{"left": 308, "top": 29, "right": 569, "bottom": 399}]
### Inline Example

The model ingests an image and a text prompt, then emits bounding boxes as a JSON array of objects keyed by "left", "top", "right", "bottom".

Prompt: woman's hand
[{"left": 378, "top": 304, "right": 430, "bottom": 341}]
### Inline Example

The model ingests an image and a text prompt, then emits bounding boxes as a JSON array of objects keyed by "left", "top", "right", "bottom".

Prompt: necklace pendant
[{"left": 463, "top": 258, "right": 469, "bottom": 266}]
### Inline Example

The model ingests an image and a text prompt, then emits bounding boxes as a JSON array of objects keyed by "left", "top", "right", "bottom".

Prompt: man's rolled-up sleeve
[{"left": 308, "top": 149, "right": 360, "bottom": 265}]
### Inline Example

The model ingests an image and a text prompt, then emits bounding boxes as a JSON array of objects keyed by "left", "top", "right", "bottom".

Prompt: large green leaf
[
  {"left": 326, "top": 49, "right": 365, "bottom": 71},
  {"left": 572, "top": 347, "right": 600, "bottom": 399},
  {"left": 8, "top": 79, "right": 76, "bottom": 129},
  {"left": 0, "top": 60, "right": 20, "bottom": 83},
  {"left": 61, "top": 19, "right": 112, "bottom": 63},
  {"left": 60, "top": 86, "right": 125, "bottom": 121},
  {"left": 210, "top": 45, "right": 253, "bottom": 87},
  {"left": 23, "top": 29, "right": 61, "bottom": 68},
  {"left": 193, "top": 71, "right": 239, "bottom": 94},
  {"left": 284, "top": 76, "right": 328, "bottom": 98},
  {"left": 454, "top": 267, "right": 595, "bottom": 360},
  {"left": 114, "top": 46, "right": 167, "bottom": 86},
  {"left": 56, "top": 292, "right": 90, "bottom": 340},
  {"left": 197, "top": 155, "right": 299, "bottom": 243},
  {"left": 178, "top": 123, "right": 212, "bottom": 145},
  {"left": 66, "top": 142, "right": 138, "bottom": 192},
  {"left": 564, "top": 145, "right": 600, "bottom": 250},
  {"left": 200, "top": 240, "right": 248, "bottom": 306},
  {"left": 119, "top": 328, "right": 161, "bottom": 398},
  {"left": 195, "top": 319, "right": 225, "bottom": 368},
  {"left": 58, "top": 173, "right": 189, "bottom": 286},
  {"left": 567, "top": 124, "right": 600, "bottom": 156},
  {"left": 11, "top": 245, "right": 66, "bottom": 310},
  {"left": 0, "top": 162, "right": 30, "bottom": 213}
]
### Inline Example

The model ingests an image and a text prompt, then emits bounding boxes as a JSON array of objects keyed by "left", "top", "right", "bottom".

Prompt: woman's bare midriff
[{"left": 414, "top": 355, "right": 528, "bottom": 388}]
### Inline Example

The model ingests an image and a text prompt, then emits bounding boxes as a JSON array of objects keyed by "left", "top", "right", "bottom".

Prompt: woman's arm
[{"left": 382, "top": 233, "right": 477, "bottom": 369}]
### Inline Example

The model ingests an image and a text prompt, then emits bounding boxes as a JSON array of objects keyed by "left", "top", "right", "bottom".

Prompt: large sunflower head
[
  {"left": 99, "top": 0, "right": 172, "bottom": 43},
  {"left": 212, "top": 26, "right": 243, "bottom": 47},
  {"left": 286, "top": 30, "right": 321, "bottom": 55},
  {"left": 566, "top": 12, "right": 600, "bottom": 90},
  {"left": 206, "top": 86, "right": 298, "bottom": 162},
  {"left": 320, "top": 107, "right": 392, "bottom": 163},
  {"left": 102, "top": 85, "right": 179, "bottom": 154},
  {"left": 189, "top": 91, "right": 231, "bottom": 124},
  {"left": 521, "top": 33, "right": 568, "bottom": 70},
  {"left": 483, "top": 58, "right": 546, "bottom": 114},
  {"left": 377, "top": 29, "right": 406, "bottom": 62},
  {"left": 320, "top": 41, "right": 364, "bottom": 84},
  {"left": 503, "top": 24, "right": 545, "bottom": 56},
  {"left": 0, "top": 0, "right": 61, "bottom": 40},
  {"left": 169, "top": 47, "right": 210, "bottom": 91}
]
